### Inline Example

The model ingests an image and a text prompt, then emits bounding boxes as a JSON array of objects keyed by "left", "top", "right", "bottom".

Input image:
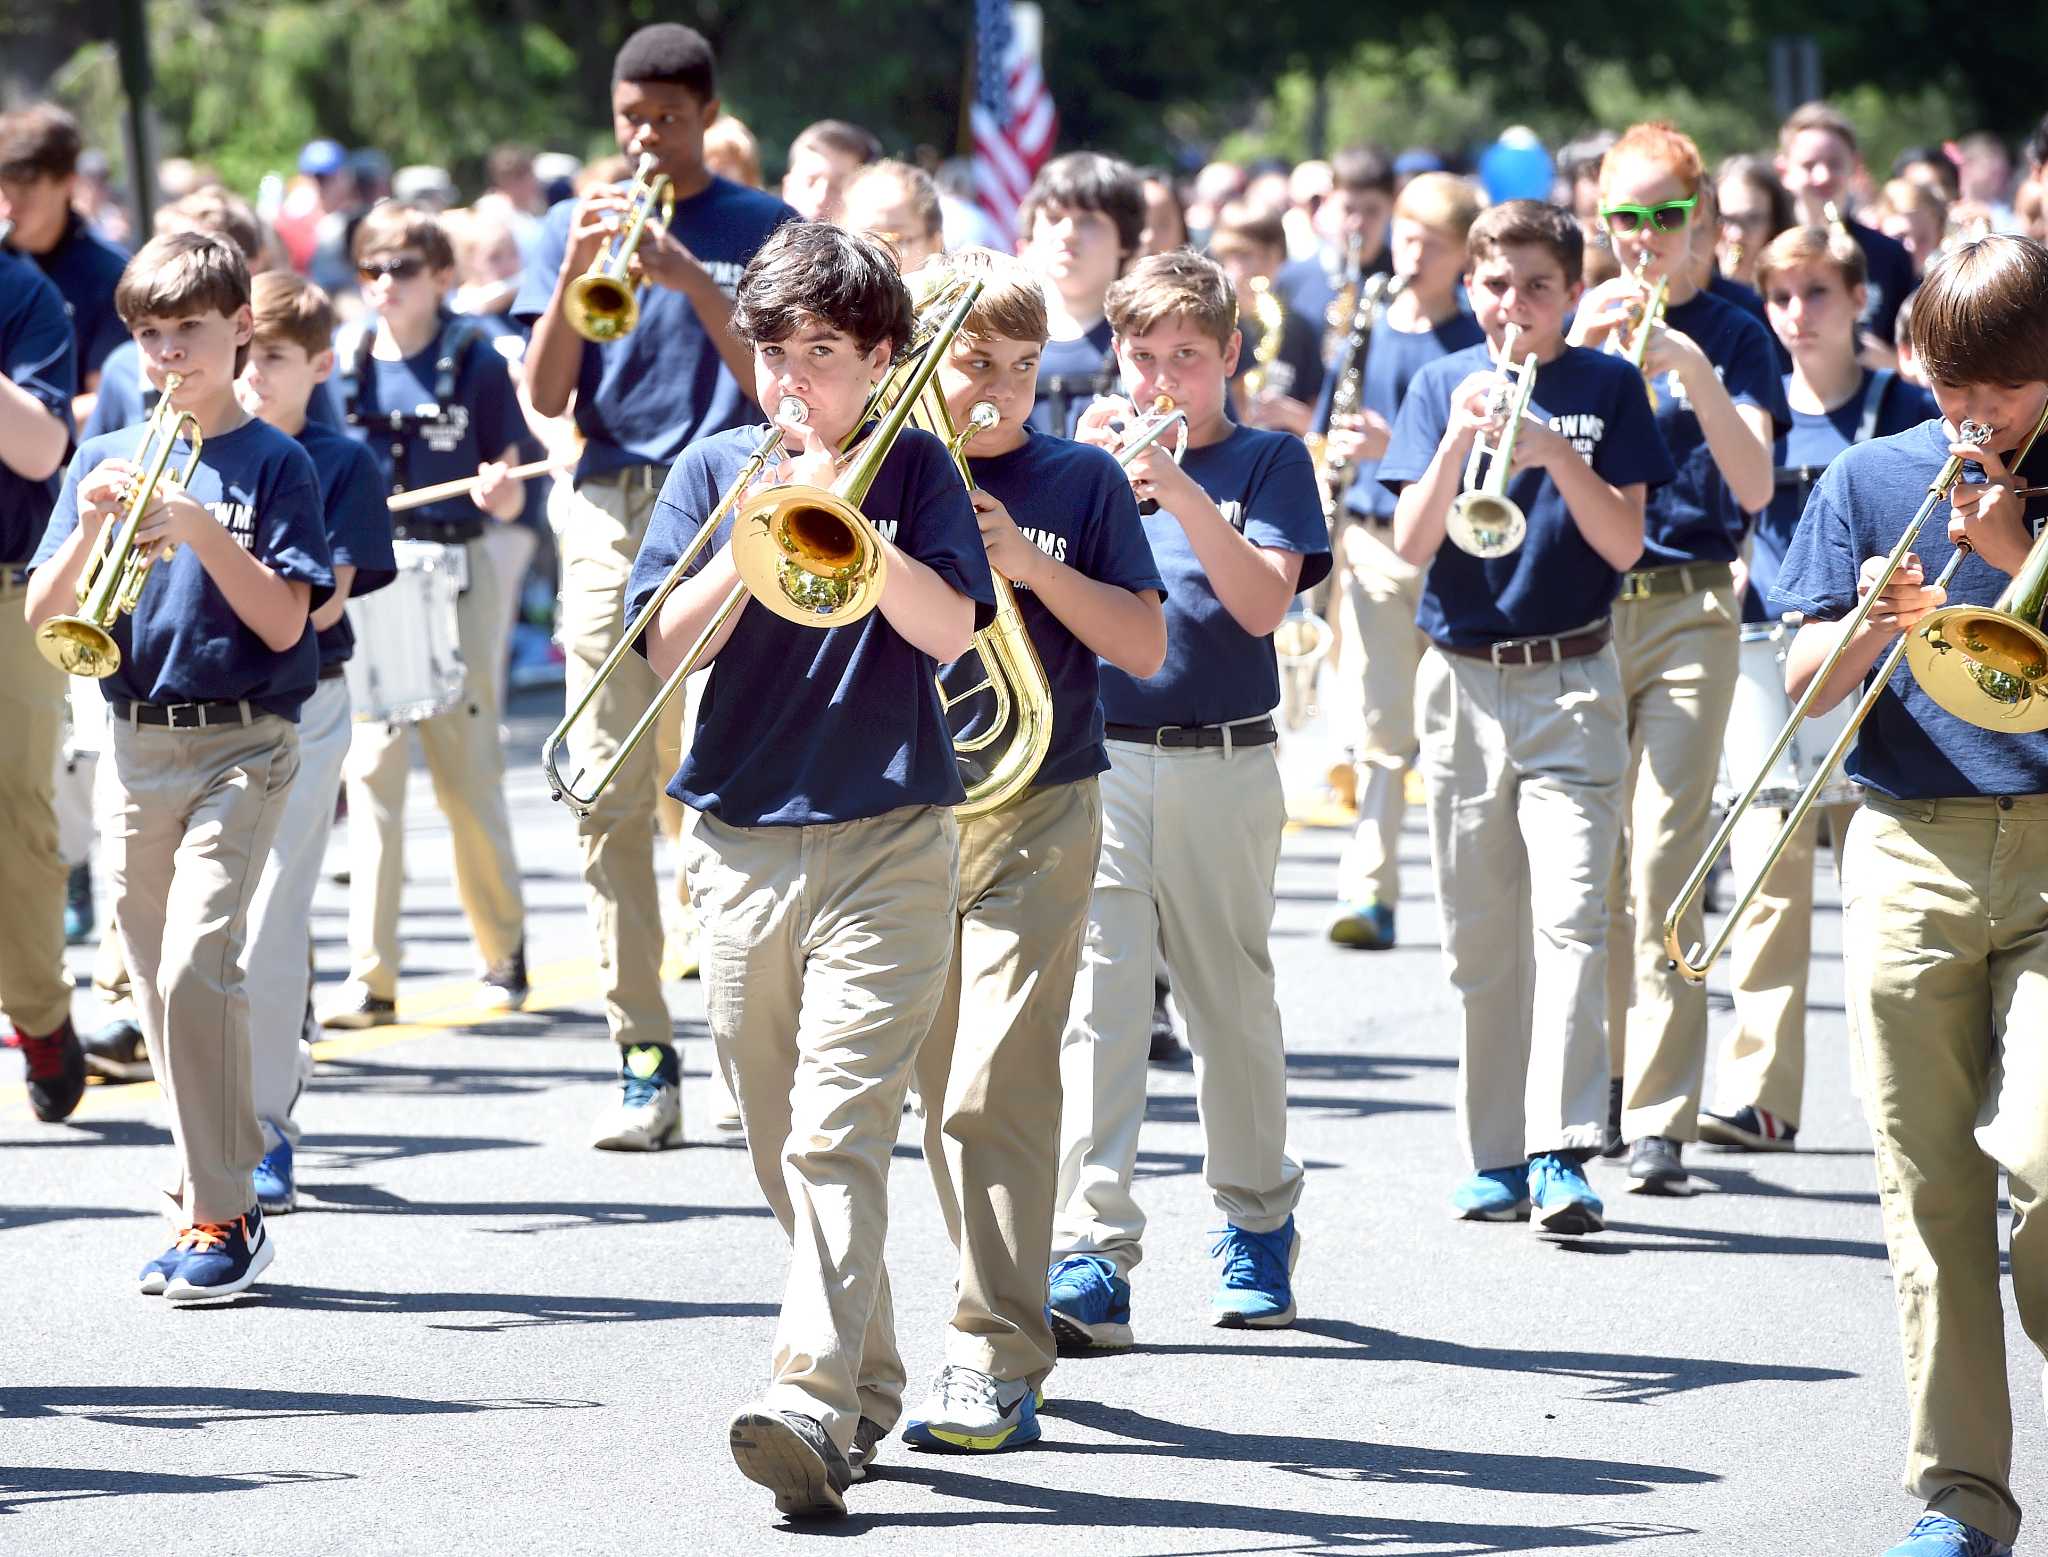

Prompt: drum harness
[{"left": 341, "top": 310, "right": 490, "bottom": 554}]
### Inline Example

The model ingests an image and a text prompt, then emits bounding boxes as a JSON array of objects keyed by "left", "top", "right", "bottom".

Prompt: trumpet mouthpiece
[
  {"left": 1959, "top": 419, "right": 1994, "bottom": 444},
  {"left": 778, "top": 396, "right": 809, "bottom": 426},
  {"left": 1151, "top": 394, "right": 1176, "bottom": 414}
]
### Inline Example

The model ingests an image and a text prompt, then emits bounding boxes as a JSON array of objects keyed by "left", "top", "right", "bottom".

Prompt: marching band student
[
  {"left": 321, "top": 201, "right": 531, "bottom": 1029},
  {"left": 515, "top": 24, "right": 795, "bottom": 1150},
  {"left": 26, "top": 232, "right": 334, "bottom": 1301},
  {"left": 1049, "top": 249, "right": 1329, "bottom": 1347},
  {"left": 1894, "top": 290, "right": 1930, "bottom": 389},
  {"left": 0, "top": 232, "right": 81, "bottom": 1121},
  {"left": 1275, "top": 144, "right": 1396, "bottom": 327},
  {"left": 904, "top": 247, "right": 1164, "bottom": 1454},
  {"left": 1382, "top": 199, "right": 1671, "bottom": 1230},
  {"left": 1323, "top": 171, "right": 1485, "bottom": 953},
  {"left": 236, "top": 270, "right": 396, "bottom": 1210},
  {"left": 1020, "top": 152, "right": 1146, "bottom": 438},
  {"left": 779, "top": 119, "right": 880, "bottom": 223},
  {"left": 1775, "top": 102, "right": 1918, "bottom": 359},
  {"left": 1771, "top": 233, "right": 2048, "bottom": 1557},
  {"left": 1701, "top": 226, "right": 1934, "bottom": 1155},
  {"left": 627, "top": 223, "right": 994, "bottom": 1519},
  {"left": 841, "top": 159, "right": 947, "bottom": 274},
  {"left": 1207, "top": 202, "right": 1325, "bottom": 434},
  {"left": 1573, "top": 121, "right": 1787, "bottom": 1194}
]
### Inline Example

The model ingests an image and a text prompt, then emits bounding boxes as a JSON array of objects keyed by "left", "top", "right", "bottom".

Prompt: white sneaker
[
  {"left": 901, "top": 1365, "right": 1041, "bottom": 1452},
  {"left": 592, "top": 1079, "right": 683, "bottom": 1151}
]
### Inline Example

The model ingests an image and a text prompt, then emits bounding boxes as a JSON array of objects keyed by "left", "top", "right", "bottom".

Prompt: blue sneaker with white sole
[
  {"left": 1882, "top": 1514, "right": 2012, "bottom": 1556},
  {"left": 1046, "top": 1254, "right": 1133, "bottom": 1353},
  {"left": 1210, "top": 1217, "right": 1300, "bottom": 1328},
  {"left": 254, "top": 1121, "right": 296, "bottom": 1215},
  {"left": 163, "top": 1207, "right": 274, "bottom": 1305},
  {"left": 902, "top": 1365, "right": 1041, "bottom": 1452},
  {"left": 1451, "top": 1164, "right": 1532, "bottom": 1221},
  {"left": 1528, "top": 1151, "right": 1604, "bottom": 1234}
]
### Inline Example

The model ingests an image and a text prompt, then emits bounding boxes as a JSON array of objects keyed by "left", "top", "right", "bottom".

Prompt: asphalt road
[{"left": 6, "top": 687, "right": 2043, "bottom": 1555}]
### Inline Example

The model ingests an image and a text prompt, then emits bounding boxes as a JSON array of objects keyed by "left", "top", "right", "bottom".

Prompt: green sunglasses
[{"left": 1600, "top": 195, "right": 1698, "bottom": 234}]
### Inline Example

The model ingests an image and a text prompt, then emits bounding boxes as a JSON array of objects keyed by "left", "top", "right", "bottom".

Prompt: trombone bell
[
  {"left": 732, "top": 486, "right": 887, "bottom": 627},
  {"left": 1907, "top": 604, "right": 2048, "bottom": 732}
]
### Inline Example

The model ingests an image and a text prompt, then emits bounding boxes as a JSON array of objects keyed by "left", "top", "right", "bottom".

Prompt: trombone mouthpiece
[
  {"left": 778, "top": 396, "right": 809, "bottom": 427},
  {"left": 1959, "top": 419, "right": 1994, "bottom": 445},
  {"left": 968, "top": 401, "right": 1000, "bottom": 434}
]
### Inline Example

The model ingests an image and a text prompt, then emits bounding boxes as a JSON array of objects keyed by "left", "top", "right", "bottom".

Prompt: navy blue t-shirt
[
  {"left": 1232, "top": 305, "right": 1326, "bottom": 410},
  {"left": 84, "top": 340, "right": 344, "bottom": 444},
  {"left": 1382, "top": 343, "right": 1675, "bottom": 645},
  {"left": 0, "top": 252, "right": 76, "bottom": 562},
  {"left": 1745, "top": 370, "right": 1937, "bottom": 622},
  {"left": 1640, "top": 288, "right": 1789, "bottom": 567},
  {"left": 1709, "top": 271, "right": 1768, "bottom": 327},
  {"left": 1029, "top": 319, "right": 1116, "bottom": 438},
  {"left": 1333, "top": 311, "right": 1486, "bottom": 522},
  {"left": 462, "top": 310, "right": 550, "bottom": 531},
  {"left": 1099, "top": 423, "right": 1332, "bottom": 727},
  {"left": 1771, "top": 419, "right": 2048, "bottom": 799},
  {"left": 30, "top": 213, "right": 128, "bottom": 381},
  {"left": 297, "top": 420, "right": 396, "bottom": 669},
  {"left": 341, "top": 321, "right": 527, "bottom": 531},
  {"left": 941, "top": 431, "right": 1164, "bottom": 789},
  {"left": 33, "top": 418, "right": 333, "bottom": 719},
  {"left": 1847, "top": 219, "right": 1917, "bottom": 350},
  {"left": 628, "top": 423, "right": 996, "bottom": 826},
  {"left": 512, "top": 175, "right": 795, "bottom": 482}
]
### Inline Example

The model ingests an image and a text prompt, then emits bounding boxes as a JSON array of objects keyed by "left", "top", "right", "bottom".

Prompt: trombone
[
  {"left": 1662, "top": 406, "right": 2048, "bottom": 982},
  {"left": 1446, "top": 323, "right": 1536, "bottom": 559},
  {"left": 564, "top": 150, "right": 676, "bottom": 343},
  {"left": 541, "top": 281, "right": 986, "bottom": 815},
  {"left": 37, "top": 373, "right": 202, "bottom": 678}
]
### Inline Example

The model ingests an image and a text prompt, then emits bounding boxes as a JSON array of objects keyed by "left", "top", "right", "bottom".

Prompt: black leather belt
[
  {"left": 578, "top": 463, "right": 667, "bottom": 493},
  {"left": 1435, "top": 621, "right": 1611, "bottom": 668},
  {"left": 1617, "top": 561, "right": 1735, "bottom": 602},
  {"left": 319, "top": 662, "right": 346, "bottom": 681},
  {"left": 1104, "top": 717, "right": 1278, "bottom": 750},
  {"left": 111, "top": 699, "right": 258, "bottom": 730},
  {"left": 392, "top": 518, "right": 483, "bottom": 543}
]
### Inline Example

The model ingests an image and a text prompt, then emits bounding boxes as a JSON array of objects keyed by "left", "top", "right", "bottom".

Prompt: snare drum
[
  {"left": 1718, "top": 620, "right": 1861, "bottom": 812},
  {"left": 343, "top": 538, "right": 468, "bottom": 725}
]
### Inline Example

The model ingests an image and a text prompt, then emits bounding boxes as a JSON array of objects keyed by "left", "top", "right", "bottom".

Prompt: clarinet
[{"left": 1313, "top": 273, "right": 1402, "bottom": 519}]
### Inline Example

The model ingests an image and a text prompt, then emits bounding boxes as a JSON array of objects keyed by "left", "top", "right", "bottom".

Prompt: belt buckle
[
  {"left": 1153, "top": 723, "right": 1184, "bottom": 749},
  {"left": 166, "top": 704, "right": 202, "bottom": 730}
]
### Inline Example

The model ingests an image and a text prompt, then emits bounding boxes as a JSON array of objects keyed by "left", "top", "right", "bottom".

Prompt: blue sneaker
[
  {"left": 1328, "top": 900, "right": 1395, "bottom": 950},
  {"left": 1451, "top": 1164, "right": 1531, "bottom": 1222},
  {"left": 137, "top": 1241, "right": 184, "bottom": 1296},
  {"left": 1882, "top": 1513, "right": 2013, "bottom": 1556},
  {"left": 1209, "top": 1217, "right": 1300, "bottom": 1329},
  {"left": 162, "top": 1207, "right": 273, "bottom": 1305},
  {"left": 254, "top": 1122, "right": 296, "bottom": 1215},
  {"left": 1528, "top": 1151, "right": 1604, "bottom": 1234},
  {"left": 1046, "top": 1254, "right": 1133, "bottom": 1353},
  {"left": 902, "top": 1365, "right": 1042, "bottom": 1452}
]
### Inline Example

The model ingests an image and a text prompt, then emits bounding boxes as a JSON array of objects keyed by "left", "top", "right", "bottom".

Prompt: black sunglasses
[{"left": 356, "top": 255, "right": 428, "bottom": 282}]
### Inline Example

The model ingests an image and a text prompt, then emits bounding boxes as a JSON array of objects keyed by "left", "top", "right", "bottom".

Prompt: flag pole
[{"left": 958, "top": 6, "right": 976, "bottom": 160}]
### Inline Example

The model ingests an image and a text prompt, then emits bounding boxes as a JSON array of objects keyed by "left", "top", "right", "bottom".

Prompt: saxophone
[{"left": 1242, "top": 275, "right": 1289, "bottom": 401}]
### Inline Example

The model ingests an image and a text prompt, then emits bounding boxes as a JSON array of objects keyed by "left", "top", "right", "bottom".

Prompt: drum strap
[
  {"left": 342, "top": 311, "right": 486, "bottom": 495},
  {"left": 1773, "top": 369, "right": 1898, "bottom": 498}
]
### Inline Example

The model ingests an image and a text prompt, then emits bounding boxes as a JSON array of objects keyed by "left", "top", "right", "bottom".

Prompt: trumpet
[
  {"left": 541, "top": 282, "right": 985, "bottom": 814},
  {"left": 1114, "top": 395, "right": 1189, "bottom": 470},
  {"left": 1662, "top": 406, "right": 2048, "bottom": 982},
  {"left": 1446, "top": 324, "right": 1537, "bottom": 559},
  {"left": 1614, "top": 251, "right": 1671, "bottom": 407},
  {"left": 563, "top": 151, "right": 676, "bottom": 343},
  {"left": 37, "top": 374, "right": 203, "bottom": 678}
]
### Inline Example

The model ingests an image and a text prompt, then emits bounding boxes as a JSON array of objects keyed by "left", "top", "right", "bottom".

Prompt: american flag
[{"left": 971, "top": 0, "right": 1057, "bottom": 248}]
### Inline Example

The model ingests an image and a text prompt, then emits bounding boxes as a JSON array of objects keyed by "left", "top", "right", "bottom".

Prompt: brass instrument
[
  {"left": 1242, "top": 275, "right": 1287, "bottom": 402},
  {"left": 1662, "top": 407, "right": 2048, "bottom": 982},
  {"left": 1614, "top": 251, "right": 1671, "bottom": 408},
  {"left": 1114, "top": 395, "right": 1189, "bottom": 469},
  {"left": 541, "top": 282, "right": 985, "bottom": 814},
  {"left": 1446, "top": 324, "right": 1537, "bottom": 559},
  {"left": 37, "top": 374, "right": 203, "bottom": 677},
  {"left": 1906, "top": 445, "right": 2048, "bottom": 731},
  {"left": 564, "top": 151, "right": 677, "bottom": 343},
  {"left": 1320, "top": 232, "right": 1366, "bottom": 363}
]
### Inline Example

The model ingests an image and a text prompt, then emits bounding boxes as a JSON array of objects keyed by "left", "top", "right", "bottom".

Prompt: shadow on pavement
[
  {"left": 301, "top": 1181, "right": 773, "bottom": 1233},
  {"left": 0, "top": 1205, "right": 155, "bottom": 1233},
  {"left": 1128, "top": 1316, "right": 1855, "bottom": 1404},
  {"left": 2, "top": 1118, "right": 171, "bottom": 1148},
  {"left": 0, "top": 1467, "right": 355, "bottom": 1515},
  {"left": 0, "top": 1387, "right": 599, "bottom": 1430},
  {"left": 247, "top": 1285, "right": 778, "bottom": 1333}
]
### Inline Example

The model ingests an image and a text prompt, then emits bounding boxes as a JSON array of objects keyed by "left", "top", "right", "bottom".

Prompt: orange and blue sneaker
[
  {"left": 903, "top": 1365, "right": 1041, "bottom": 1452},
  {"left": 162, "top": 1207, "right": 273, "bottom": 1305}
]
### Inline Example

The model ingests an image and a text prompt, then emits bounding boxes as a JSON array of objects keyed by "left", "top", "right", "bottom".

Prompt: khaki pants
[
  {"left": 684, "top": 804, "right": 959, "bottom": 1454},
  {"left": 480, "top": 520, "right": 539, "bottom": 713},
  {"left": 1843, "top": 794, "right": 2048, "bottom": 1548},
  {"left": 344, "top": 537, "right": 524, "bottom": 997},
  {"left": 0, "top": 581, "right": 71, "bottom": 1037},
  {"left": 1606, "top": 582, "right": 1740, "bottom": 1143},
  {"left": 245, "top": 676, "right": 351, "bottom": 1142},
  {"left": 1415, "top": 644, "right": 1626, "bottom": 1169},
  {"left": 1716, "top": 801, "right": 1853, "bottom": 1126},
  {"left": 1335, "top": 521, "right": 1424, "bottom": 908},
  {"left": 555, "top": 476, "right": 690, "bottom": 1050},
  {"left": 916, "top": 780, "right": 1101, "bottom": 1385},
  {"left": 107, "top": 711, "right": 299, "bottom": 1224},
  {"left": 1054, "top": 738, "right": 1304, "bottom": 1275}
]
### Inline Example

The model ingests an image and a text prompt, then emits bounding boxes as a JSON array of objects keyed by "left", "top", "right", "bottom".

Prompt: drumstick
[{"left": 388, "top": 456, "right": 574, "bottom": 513}]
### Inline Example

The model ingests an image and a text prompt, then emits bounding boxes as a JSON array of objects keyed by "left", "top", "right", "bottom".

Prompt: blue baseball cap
[{"left": 299, "top": 139, "right": 347, "bottom": 177}]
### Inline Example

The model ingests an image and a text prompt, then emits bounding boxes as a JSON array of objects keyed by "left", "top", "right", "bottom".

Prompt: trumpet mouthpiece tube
[{"left": 778, "top": 396, "right": 809, "bottom": 426}]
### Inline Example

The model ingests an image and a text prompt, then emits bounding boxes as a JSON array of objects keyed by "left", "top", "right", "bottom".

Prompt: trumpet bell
[
  {"left": 1906, "top": 604, "right": 2048, "bottom": 732},
  {"left": 732, "top": 485, "right": 888, "bottom": 627},
  {"left": 563, "top": 273, "right": 640, "bottom": 343},
  {"left": 36, "top": 615, "right": 122, "bottom": 678},
  {"left": 1446, "top": 492, "right": 1526, "bottom": 559},
  {"left": 1273, "top": 612, "right": 1333, "bottom": 665}
]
